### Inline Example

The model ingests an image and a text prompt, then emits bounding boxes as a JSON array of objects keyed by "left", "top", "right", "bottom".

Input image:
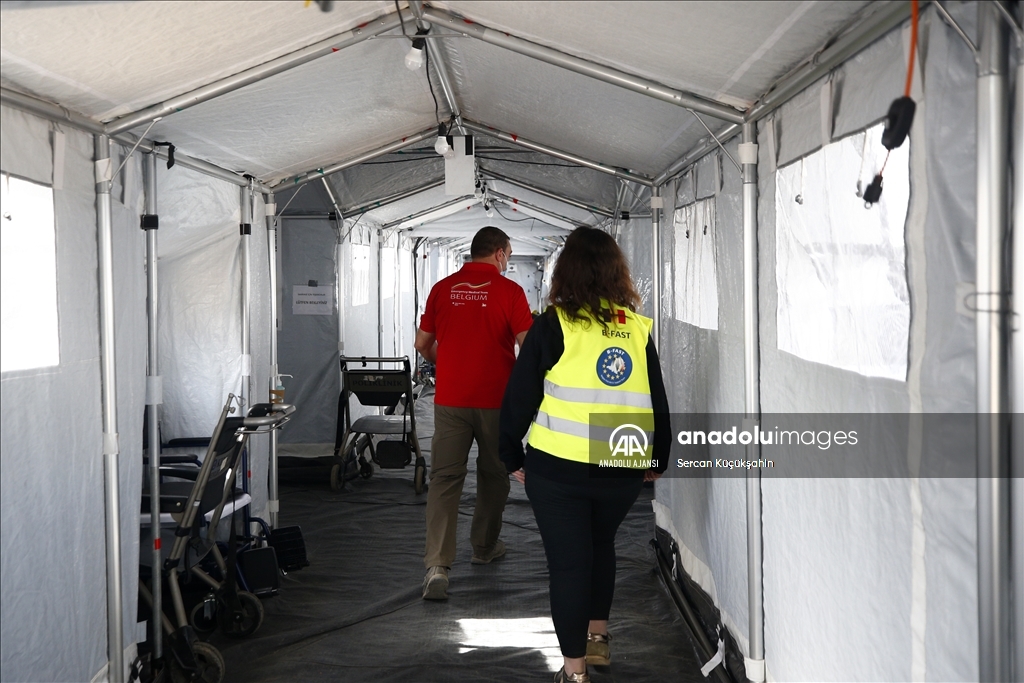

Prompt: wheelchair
[
  {"left": 331, "top": 356, "right": 427, "bottom": 494},
  {"left": 139, "top": 396, "right": 294, "bottom": 683}
]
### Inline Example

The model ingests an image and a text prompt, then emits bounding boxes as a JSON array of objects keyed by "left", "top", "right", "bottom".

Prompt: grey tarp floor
[{"left": 216, "top": 392, "right": 706, "bottom": 682}]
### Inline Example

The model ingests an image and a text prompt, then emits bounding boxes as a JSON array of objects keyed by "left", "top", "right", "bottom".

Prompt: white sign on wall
[{"left": 292, "top": 285, "right": 334, "bottom": 315}]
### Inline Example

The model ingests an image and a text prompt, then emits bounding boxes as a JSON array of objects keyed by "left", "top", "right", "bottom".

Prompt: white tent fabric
[
  {"left": 157, "top": 164, "right": 272, "bottom": 522},
  {"left": 0, "top": 109, "right": 146, "bottom": 680},
  {"left": 646, "top": 5, "right": 981, "bottom": 681}
]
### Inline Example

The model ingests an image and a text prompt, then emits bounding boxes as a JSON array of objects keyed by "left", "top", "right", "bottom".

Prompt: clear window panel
[
  {"left": 774, "top": 123, "right": 911, "bottom": 380},
  {"left": 1, "top": 174, "right": 60, "bottom": 373}
]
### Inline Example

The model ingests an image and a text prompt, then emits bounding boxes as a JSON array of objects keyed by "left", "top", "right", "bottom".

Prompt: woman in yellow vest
[{"left": 500, "top": 226, "right": 669, "bottom": 683}]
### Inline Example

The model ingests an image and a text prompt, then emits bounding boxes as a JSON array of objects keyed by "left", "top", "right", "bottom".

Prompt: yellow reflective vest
[{"left": 527, "top": 303, "right": 654, "bottom": 466}]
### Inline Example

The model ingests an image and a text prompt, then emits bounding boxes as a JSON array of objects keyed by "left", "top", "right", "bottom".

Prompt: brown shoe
[
  {"left": 553, "top": 667, "right": 590, "bottom": 682},
  {"left": 471, "top": 540, "right": 506, "bottom": 565},
  {"left": 585, "top": 632, "right": 611, "bottom": 666}
]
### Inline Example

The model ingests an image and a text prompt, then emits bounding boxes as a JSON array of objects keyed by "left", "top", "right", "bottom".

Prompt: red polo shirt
[{"left": 420, "top": 262, "right": 534, "bottom": 409}]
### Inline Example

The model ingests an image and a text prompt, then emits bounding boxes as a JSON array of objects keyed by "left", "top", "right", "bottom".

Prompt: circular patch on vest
[{"left": 597, "top": 347, "right": 632, "bottom": 386}]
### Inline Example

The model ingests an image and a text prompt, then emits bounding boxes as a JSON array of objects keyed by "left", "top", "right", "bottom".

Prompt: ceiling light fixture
[{"left": 405, "top": 28, "right": 428, "bottom": 71}]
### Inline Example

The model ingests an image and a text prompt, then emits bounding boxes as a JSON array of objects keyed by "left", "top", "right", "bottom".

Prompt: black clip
[
  {"left": 308, "top": 280, "right": 318, "bottom": 287},
  {"left": 882, "top": 97, "right": 915, "bottom": 150},
  {"left": 152, "top": 141, "right": 175, "bottom": 169},
  {"left": 862, "top": 174, "right": 884, "bottom": 207}
]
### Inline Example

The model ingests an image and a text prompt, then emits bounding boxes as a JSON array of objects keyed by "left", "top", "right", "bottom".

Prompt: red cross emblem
[{"left": 615, "top": 309, "right": 627, "bottom": 325}]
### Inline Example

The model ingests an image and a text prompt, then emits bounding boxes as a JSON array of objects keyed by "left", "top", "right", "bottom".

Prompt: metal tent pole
[
  {"left": 320, "top": 178, "right": 348, "bottom": 380},
  {"left": 740, "top": 122, "right": 765, "bottom": 683},
  {"left": 651, "top": 185, "right": 662, "bottom": 345},
  {"left": 240, "top": 185, "right": 253, "bottom": 410},
  {"left": 265, "top": 194, "right": 280, "bottom": 529},
  {"left": 95, "top": 134, "right": 124, "bottom": 683},
  {"left": 104, "top": 12, "right": 407, "bottom": 135},
  {"left": 462, "top": 121, "right": 654, "bottom": 186},
  {"left": 273, "top": 129, "right": 436, "bottom": 189},
  {"left": 341, "top": 178, "right": 445, "bottom": 218},
  {"left": 377, "top": 237, "right": 384, "bottom": 358},
  {"left": 976, "top": 4, "right": 1012, "bottom": 682},
  {"left": 141, "top": 152, "right": 162, "bottom": 660},
  {"left": 489, "top": 190, "right": 582, "bottom": 227},
  {"left": 382, "top": 195, "right": 476, "bottom": 230},
  {"left": 0, "top": 88, "right": 270, "bottom": 193},
  {"left": 420, "top": 6, "right": 742, "bottom": 124},
  {"left": 1011, "top": 18, "right": 1024, "bottom": 679},
  {"left": 479, "top": 169, "right": 615, "bottom": 217},
  {"left": 410, "top": 1, "right": 464, "bottom": 131}
]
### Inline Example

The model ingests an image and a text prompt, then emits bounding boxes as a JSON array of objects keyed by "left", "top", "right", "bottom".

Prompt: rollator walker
[
  {"left": 139, "top": 395, "right": 294, "bottom": 683},
  {"left": 332, "top": 356, "right": 427, "bottom": 494}
]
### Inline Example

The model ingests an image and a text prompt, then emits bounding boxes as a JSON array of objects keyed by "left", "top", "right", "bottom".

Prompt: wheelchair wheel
[
  {"left": 221, "top": 591, "right": 264, "bottom": 639},
  {"left": 329, "top": 462, "right": 343, "bottom": 491},
  {"left": 189, "top": 597, "right": 217, "bottom": 634},
  {"left": 414, "top": 457, "right": 427, "bottom": 495}
]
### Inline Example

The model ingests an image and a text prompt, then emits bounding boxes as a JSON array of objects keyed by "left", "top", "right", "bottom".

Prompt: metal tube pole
[
  {"left": 463, "top": 120, "right": 654, "bottom": 186},
  {"left": 740, "top": 122, "right": 765, "bottom": 683},
  {"left": 377, "top": 237, "right": 383, "bottom": 358},
  {"left": 651, "top": 185, "right": 661, "bottom": 345},
  {"left": 420, "top": 6, "right": 743, "bottom": 124},
  {"left": 104, "top": 13, "right": 406, "bottom": 135},
  {"left": 274, "top": 129, "right": 436, "bottom": 189},
  {"left": 320, "top": 178, "right": 348, "bottom": 389},
  {"left": 745, "top": 1, "right": 911, "bottom": 122},
  {"left": 142, "top": 152, "right": 162, "bottom": 660},
  {"left": 1011, "top": 39, "right": 1024, "bottom": 683},
  {"left": 410, "top": 2, "right": 464, "bottom": 131},
  {"left": 0, "top": 88, "right": 269, "bottom": 192},
  {"left": 489, "top": 190, "right": 581, "bottom": 226},
  {"left": 479, "top": 169, "right": 615, "bottom": 217},
  {"left": 341, "top": 178, "right": 445, "bottom": 218},
  {"left": 976, "top": 4, "right": 1012, "bottom": 682},
  {"left": 382, "top": 195, "right": 476, "bottom": 229},
  {"left": 95, "top": 134, "right": 124, "bottom": 683},
  {"left": 265, "top": 194, "right": 280, "bottom": 529},
  {"left": 655, "top": 123, "right": 742, "bottom": 186},
  {"left": 240, "top": 185, "right": 253, "bottom": 410}
]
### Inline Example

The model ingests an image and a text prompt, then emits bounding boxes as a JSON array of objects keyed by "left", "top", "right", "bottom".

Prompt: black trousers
[{"left": 525, "top": 468, "right": 644, "bottom": 658}]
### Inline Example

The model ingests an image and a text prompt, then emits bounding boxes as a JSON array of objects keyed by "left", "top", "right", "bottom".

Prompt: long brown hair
[{"left": 548, "top": 226, "right": 640, "bottom": 329}]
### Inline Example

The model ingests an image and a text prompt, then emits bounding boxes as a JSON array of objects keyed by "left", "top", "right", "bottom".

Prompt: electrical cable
[
  {"left": 395, "top": 0, "right": 410, "bottom": 40},
  {"left": 492, "top": 202, "right": 536, "bottom": 223},
  {"left": 424, "top": 40, "right": 442, "bottom": 126}
]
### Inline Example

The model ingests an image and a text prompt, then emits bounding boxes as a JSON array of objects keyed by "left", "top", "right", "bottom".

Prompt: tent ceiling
[
  {"left": 0, "top": 1, "right": 393, "bottom": 121},
  {"left": 1, "top": 0, "right": 873, "bottom": 207},
  {"left": 430, "top": 1, "right": 871, "bottom": 109}
]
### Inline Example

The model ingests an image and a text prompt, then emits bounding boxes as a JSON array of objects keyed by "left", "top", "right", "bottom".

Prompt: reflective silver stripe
[
  {"left": 534, "top": 411, "right": 654, "bottom": 444},
  {"left": 544, "top": 379, "right": 653, "bottom": 409}
]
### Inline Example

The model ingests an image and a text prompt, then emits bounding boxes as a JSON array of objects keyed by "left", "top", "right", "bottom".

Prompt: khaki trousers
[{"left": 424, "top": 405, "right": 510, "bottom": 568}]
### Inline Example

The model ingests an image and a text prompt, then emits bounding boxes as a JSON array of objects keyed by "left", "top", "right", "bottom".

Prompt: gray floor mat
[{"left": 216, "top": 391, "right": 707, "bottom": 682}]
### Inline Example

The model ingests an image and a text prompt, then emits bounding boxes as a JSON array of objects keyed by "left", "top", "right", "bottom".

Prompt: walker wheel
[
  {"left": 221, "top": 591, "right": 264, "bottom": 639},
  {"left": 414, "top": 458, "right": 427, "bottom": 495},
  {"left": 190, "top": 642, "right": 225, "bottom": 683},
  {"left": 188, "top": 598, "right": 217, "bottom": 634}
]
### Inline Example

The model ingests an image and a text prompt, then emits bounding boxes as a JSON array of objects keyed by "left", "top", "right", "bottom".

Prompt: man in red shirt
[{"left": 415, "top": 226, "right": 534, "bottom": 600}]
